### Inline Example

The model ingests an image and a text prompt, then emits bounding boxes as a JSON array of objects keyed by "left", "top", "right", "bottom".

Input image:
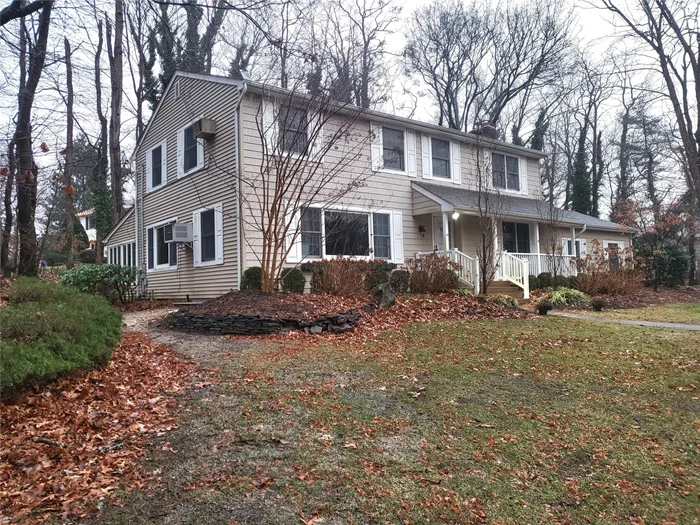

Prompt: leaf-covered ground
[
  {"left": 0, "top": 332, "right": 198, "bottom": 524},
  {"left": 571, "top": 301, "right": 700, "bottom": 325},
  {"left": 78, "top": 315, "right": 699, "bottom": 525}
]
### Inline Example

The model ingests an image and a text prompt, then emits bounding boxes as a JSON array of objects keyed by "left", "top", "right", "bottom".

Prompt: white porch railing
[
  {"left": 499, "top": 251, "right": 530, "bottom": 299},
  {"left": 508, "top": 253, "right": 578, "bottom": 277},
  {"left": 417, "top": 249, "right": 479, "bottom": 294}
]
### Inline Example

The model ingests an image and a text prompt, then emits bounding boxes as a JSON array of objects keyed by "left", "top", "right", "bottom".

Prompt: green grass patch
[
  {"left": 572, "top": 301, "right": 700, "bottom": 324},
  {"left": 1, "top": 277, "right": 122, "bottom": 396}
]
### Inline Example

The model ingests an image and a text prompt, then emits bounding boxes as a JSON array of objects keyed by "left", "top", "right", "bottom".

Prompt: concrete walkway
[{"left": 549, "top": 311, "right": 700, "bottom": 331}]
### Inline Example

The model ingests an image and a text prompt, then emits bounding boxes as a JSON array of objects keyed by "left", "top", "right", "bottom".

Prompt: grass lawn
[
  {"left": 571, "top": 302, "right": 700, "bottom": 324},
  {"left": 91, "top": 317, "right": 699, "bottom": 525}
]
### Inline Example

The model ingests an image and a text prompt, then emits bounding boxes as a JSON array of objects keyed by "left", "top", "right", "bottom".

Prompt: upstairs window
[
  {"left": 281, "top": 106, "right": 309, "bottom": 155},
  {"left": 492, "top": 153, "right": 520, "bottom": 191},
  {"left": 184, "top": 125, "right": 198, "bottom": 172},
  {"left": 431, "top": 138, "right": 451, "bottom": 179},
  {"left": 147, "top": 141, "right": 167, "bottom": 191},
  {"left": 382, "top": 127, "right": 405, "bottom": 171},
  {"left": 178, "top": 122, "right": 204, "bottom": 177}
]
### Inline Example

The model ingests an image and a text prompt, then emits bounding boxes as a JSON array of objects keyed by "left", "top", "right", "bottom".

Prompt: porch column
[
  {"left": 534, "top": 222, "right": 542, "bottom": 275},
  {"left": 442, "top": 211, "right": 450, "bottom": 252}
]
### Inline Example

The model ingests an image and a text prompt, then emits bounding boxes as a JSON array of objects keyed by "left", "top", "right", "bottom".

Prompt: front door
[{"left": 432, "top": 216, "right": 454, "bottom": 251}]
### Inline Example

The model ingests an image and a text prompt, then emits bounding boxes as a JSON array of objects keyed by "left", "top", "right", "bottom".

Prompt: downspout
[{"left": 236, "top": 81, "right": 248, "bottom": 290}]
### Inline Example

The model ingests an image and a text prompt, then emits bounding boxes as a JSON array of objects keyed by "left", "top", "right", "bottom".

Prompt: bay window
[{"left": 108, "top": 241, "right": 136, "bottom": 267}]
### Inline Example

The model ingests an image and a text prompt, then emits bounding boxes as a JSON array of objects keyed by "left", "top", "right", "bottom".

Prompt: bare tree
[
  {"left": 62, "top": 36, "right": 75, "bottom": 269},
  {"left": 0, "top": 0, "right": 50, "bottom": 26},
  {"left": 600, "top": 0, "right": 700, "bottom": 208},
  {"left": 13, "top": 1, "right": 53, "bottom": 276},
  {"left": 242, "top": 86, "right": 373, "bottom": 292},
  {"left": 93, "top": 17, "right": 111, "bottom": 264},
  {"left": 107, "top": 0, "right": 125, "bottom": 224}
]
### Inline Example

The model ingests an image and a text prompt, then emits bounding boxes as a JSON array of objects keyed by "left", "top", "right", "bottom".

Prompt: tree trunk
[
  {"left": 1, "top": 139, "right": 15, "bottom": 276},
  {"left": 15, "top": 2, "right": 52, "bottom": 277},
  {"left": 94, "top": 19, "right": 109, "bottom": 264},
  {"left": 63, "top": 37, "right": 76, "bottom": 269},
  {"left": 107, "top": 0, "right": 124, "bottom": 225}
]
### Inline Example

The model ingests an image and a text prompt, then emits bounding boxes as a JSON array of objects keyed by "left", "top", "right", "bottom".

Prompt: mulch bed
[
  {"left": 598, "top": 286, "right": 700, "bottom": 309},
  {"left": 0, "top": 332, "right": 199, "bottom": 524},
  {"left": 116, "top": 299, "right": 179, "bottom": 313},
  {"left": 187, "top": 291, "right": 371, "bottom": 321}
]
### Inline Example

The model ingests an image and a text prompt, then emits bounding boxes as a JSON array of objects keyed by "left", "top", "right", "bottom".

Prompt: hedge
[
  {"left": 0, "top": 278, "right": 122, "bottom": 397},
  {"left": 61, "top": 264, "right": 139, "bottom": 304}
]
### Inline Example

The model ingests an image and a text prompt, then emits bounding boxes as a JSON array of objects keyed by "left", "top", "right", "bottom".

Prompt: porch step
[{"left": 486, "top": 281, "right": 525, "bottom": 300}]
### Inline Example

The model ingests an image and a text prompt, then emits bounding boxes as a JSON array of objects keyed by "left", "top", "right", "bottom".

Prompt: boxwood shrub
[
  {"left": 240, "top": 266, "right": 262, "bottom": 290},
  {"left": 0, "top": 278, "right": 122, "bottom": 397},
  {"left": 61, "top": 264, "right": 139, "bottom": 304},
  {"left": 281, "top": 267, "right": 306, "bottom": 293}
]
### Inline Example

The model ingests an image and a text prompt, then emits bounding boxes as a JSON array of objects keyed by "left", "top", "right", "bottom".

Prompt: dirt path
[{"left": 548, "top": 310, "right": 700, "bottom": 331}]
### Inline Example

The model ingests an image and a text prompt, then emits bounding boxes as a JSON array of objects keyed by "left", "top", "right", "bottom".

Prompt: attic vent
[
  {"left": 193, "top": 118, "right": 216, "bottom": 140},
  {"left": 174, "top": 79, "right": 181, "bottom": 98}
]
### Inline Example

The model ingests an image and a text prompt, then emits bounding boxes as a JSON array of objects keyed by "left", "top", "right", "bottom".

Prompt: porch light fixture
[
  {"left": 418, "top": 225, "right": 426, "bottom": 237},
  {"left": 451, "top": 211, "right": 460, "bottom": 220}
]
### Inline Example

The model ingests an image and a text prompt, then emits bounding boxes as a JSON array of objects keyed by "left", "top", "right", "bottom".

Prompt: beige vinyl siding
[
  {"left": 526, "top": 158, "right": 541, "bottom": 198},
  {"left": 239, "top": 95, "right": 544, "bottom": 268},
  {"left": 135, "top": 76, "right": 241, "bottom": 300},
  {"left": 413, "top": 192, "right": 440, "bottom": 215},
  {"left": 555, "top": 227, "right": 631, "bottom": 254},
  {"left": 106, "top": 209, "right": 135, "bottom": 245}
]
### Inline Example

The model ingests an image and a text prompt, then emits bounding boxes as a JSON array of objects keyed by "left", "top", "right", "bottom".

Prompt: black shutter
[
  {"left": 169, "top": 241, "right": 177, "bottom": 266},
  {"left": 147, "top": 228, "right": 154, "bottom": 269}
]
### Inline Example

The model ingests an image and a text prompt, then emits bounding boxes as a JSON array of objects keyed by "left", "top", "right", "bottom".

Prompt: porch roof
[{"left": 412, "top": 181, "right": 632, "bottom": 233}]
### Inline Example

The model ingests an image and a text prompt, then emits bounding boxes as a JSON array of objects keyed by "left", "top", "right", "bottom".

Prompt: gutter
[{"left": 236, "top": 82, "right": 248, "bottom": 290}]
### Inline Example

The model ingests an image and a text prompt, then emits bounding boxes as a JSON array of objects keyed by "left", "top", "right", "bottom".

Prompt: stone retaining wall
[{"left": 162, "top": 307, "right": 367, "bottom": 335}]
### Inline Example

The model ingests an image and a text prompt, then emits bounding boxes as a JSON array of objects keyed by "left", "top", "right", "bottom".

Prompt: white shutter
[
  {"left": 421, "top": 134, "right": 432, "bottom": 179},
  {"left": 176, "top": 128, "right": 184, "bottom": 177},
  {"left": 520, "top": 157, "right": 528, "bottom": 195},
  {"left": 161, "top": 141, "right": 168, "bottom": 185},
  {"left": 146, "top": 147, "right": 153, "bottom": 191},
  {"left": 192, "top": 211, "right": 201, "bottom": 267},
  {"left": 196, "top": 137, "right": 205, "bottom": 171},
  {"left": 406, "top": 130, "right": 417, "bottom": 177},
  {"left": 262, "top": 99, "right": 278, "bottom": 155},
  {"left": 451, "top": 141, "right": 461, "bottom": 184},
  {"left": 310, "top": 111, "right": 323, "bottom": 160},
  {"left": 286, "top": 209, "right": 301, "bottom": 263},
  {"left": 392, "top": 211, "right": 404, "bottom": 264},
  {"left": 215, "top": 204, "right": 224, "bottom": 264},
  {"left": 370, "top": 121, "right": 382, "bottom": 171}
]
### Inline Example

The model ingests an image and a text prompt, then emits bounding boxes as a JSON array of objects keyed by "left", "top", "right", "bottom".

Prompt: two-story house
[{"left": 104, "top": 71, "right": 632, "bottom": 300}]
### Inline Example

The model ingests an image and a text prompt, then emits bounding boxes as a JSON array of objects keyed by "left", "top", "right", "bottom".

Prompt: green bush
[
  {"left": 529, "top": 275, "right": 540, "bottom": 290},
  {"left": 0, "top": 278, "right": 122, "bottom": 396},
  {"left": 537, "top": 272, "right": 552, "bottom": 288},
  {"left": 280, "top": 267, "right": 306, "bottom": 293},
  {"left": 61, "top": 264, "right": 139, "bottom": 304},
  {"left": 591, "top": 297, "right": 605, "bottom": 311},
  {"left": 241, "top": 266, "right": 262, "bottom": 291},
  {"left": 566, "top": 275, "right": 579, "bottom": 290},
  {"left": 540, "top": 287, "right": 590, "bottom": 308},
  {"left": 78, "top": 248, "right": 96, "bottom": 264},
  {"left": 475, "top": 293, "right": 519, "bottom": 308},
  {"left": 552, "top": 275, "right": 569, "bottom": 289},
  {"left": 390, "top": 270, "right": 410, "bottom": 293},
  {"left": 365, "top": 267, "right": 390, "bottom": 292}
]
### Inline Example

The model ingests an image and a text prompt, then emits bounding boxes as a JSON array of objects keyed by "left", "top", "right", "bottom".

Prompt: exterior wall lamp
[
  {"left": 452, "top": 211, "right": 460, "bottom": 220},
  {"left": 418, "top": 225, "right": 426, "bottom": 237}
]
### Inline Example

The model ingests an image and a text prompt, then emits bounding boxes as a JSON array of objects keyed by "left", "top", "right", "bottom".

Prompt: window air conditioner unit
[
  {"left": 165, "top": 223, "right": 193, "bottom": 243},
  {"left": 193, "top": 118, "right": 216, "bottom": 139}
]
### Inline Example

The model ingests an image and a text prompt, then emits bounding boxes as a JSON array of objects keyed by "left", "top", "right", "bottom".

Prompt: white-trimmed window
[
  {"left": 421, "top": 135, "right": 461, "bottom": 183},
  {"left": 382, "top": 127, "right": 405, "bottom": 172},
  {"left": 502, "top": 221, "right": 530, "bottom": 253},
  {"left": 147, "top": 219, "right": 178, "bottom": 271},
  {"left": 280, "top": 106, "right": 309, "bottom": 156},
  {"left": 492, "top": 152, "right": 523, "bottom": 192},
  {"left": 291, "top": 207, "right": 404, "bottom": 263},
  {"left": 193, "top": 203, "right": 224, "bottom": 267},
  {"left": 564, "top": 238, "right": 586, "bottom": 257},
  {"left": 603, "top": 240, "right": 623, "bottom": 269},
  {"left": 108, "top": 241, "right": 137, "bottom": 267},
  {"left": 147, "top": 141, "right": 167, "bottom": 191},
  {"left": 177, "top": 122, "right": 204, "bottom": 177},
  {"left": 431, "top": 138, "right": 451, "bottom": 179}
]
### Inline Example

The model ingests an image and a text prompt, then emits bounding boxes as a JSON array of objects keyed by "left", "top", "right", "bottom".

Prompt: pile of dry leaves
[
  {"left": 0, "top": 332, "right": 196, "bottom": 523},
  {"left": 599, "top": 285, "right": 700, "bottom": 309}
]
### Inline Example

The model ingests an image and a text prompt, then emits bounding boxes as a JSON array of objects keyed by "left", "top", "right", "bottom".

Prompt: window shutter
[
  {"left": 147, "top": 228, "right": 154, "bottom": 269},
  {"left": 519, "top": 157, "right": 528, "bottom": 195},
  {"left": 215, "top": 204, "right": 224, "bottom": 264},
  {"left": 146, "top": 148, "right": 153, "bottom": 191},
  {"left": 196, "top": 137, "right": 205, "bottom": 171},
  {"left": 262, "top": 99, "right": 278, "bottom": 155},
  {"left": 310, "top": 111, "right": 324, "bottom": 161},
  {"left": 370, "top": 122, "right": 382, "bottom": 171},
  {"left": 192, "top": 211, "right": 201, "bottom": 267},
  {"left": 285, "top": 209, "right": 301, "bottom": 263},
  {"left": 392, "top": 211, "right": 404, "bottom": 264},
  {"left": 161, "top": 141, "right": 168, "bottom": 185},
  {"left": 421, "top": 134, "right": 432, "bottom": 179},
  {"left": 451, "top": 141, "right": 461, "bottom": 184},
  {"left": 176, "top": 128, "right": 184, "bottom": 177},
  {"left": 406, "top": 130, "right": 417, "bottom": 177}
]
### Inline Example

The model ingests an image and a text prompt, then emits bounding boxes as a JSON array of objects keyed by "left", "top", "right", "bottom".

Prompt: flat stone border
[{"left": 162, "top": 306, "right": 371, "bottom": 335}]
